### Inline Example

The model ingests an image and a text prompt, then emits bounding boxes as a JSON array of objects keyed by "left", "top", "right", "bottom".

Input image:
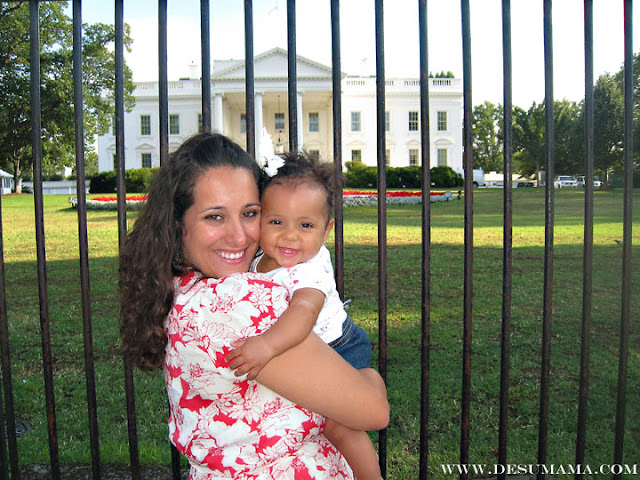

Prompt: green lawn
[{"left": 1, "top": 188, "right": 638, "bottom": 478}]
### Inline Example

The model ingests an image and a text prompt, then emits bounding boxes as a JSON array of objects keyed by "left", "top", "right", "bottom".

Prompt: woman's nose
[{"left": 226, "top": 217, "right": 249, "bottom": 245}]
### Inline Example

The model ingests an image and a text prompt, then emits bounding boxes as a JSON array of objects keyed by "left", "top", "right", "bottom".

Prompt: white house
[
  {"left": 97, "top": 48, "right": 462, "bottom": 173},
  {"left": 0, "top": 169, "right": 14, "bottom": 195}
]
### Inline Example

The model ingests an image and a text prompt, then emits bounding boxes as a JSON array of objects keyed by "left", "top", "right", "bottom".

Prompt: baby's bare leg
[{"left": 324, "top": 418, "right": 382, "bottom": 480}]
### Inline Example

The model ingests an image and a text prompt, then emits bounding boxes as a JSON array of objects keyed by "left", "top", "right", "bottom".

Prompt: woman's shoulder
[{"left": 174, "top": 271, "right": 290, "bottom": 310}]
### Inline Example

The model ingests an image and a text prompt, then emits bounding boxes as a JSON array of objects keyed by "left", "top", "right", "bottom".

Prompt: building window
[
  {"left": 140, "top": 115, "right": 151, "bottom": 135},
  {"left": 142, "top": 153, "right": 152, "bottom": 169},
  {"left": 241, "top": 114, "right": 247, "bottom": 134},
  {"left": 385, "top": 111, "right": 390, "bottom": 132},
  {"left": 198, "top": 114, "right": 203, "bottom": 133},
  {"left": 437, "top": 111, "right": 448, "bottom": 131},
  {"left": 351, "top": 149, "right": 362, "bottom": 162},
  {"left": 275, "top": 113, "right": 285, "bottom": 131},
  {"left": 409, "top": 149, "right": 419, "bottom": 166},
  {"left": 112, "top": 154, "right": 117, "bottom": 170},
  {"left": 437, "top": 148, "right": 448, "bottom": 166},
  {"left": 408, "top": 111, "right": 419, "bottom": 131},
  {"left": 309, "top": 112, "right": 319, "bottom": 132},
  {"left": 351, "top": 112, "right": 361, "bottom": 132},
  {"left": 385, "top": 149, "right": 390, "bottom": 166},
  {"left": 170, "top": 114, "right": 180, "bottom": 135},
  {"left": 308, "top": 150, "right": 320, "bottom": 160},
  {"left": 112, "top": 116, "right": 116, "bottom": 136}
]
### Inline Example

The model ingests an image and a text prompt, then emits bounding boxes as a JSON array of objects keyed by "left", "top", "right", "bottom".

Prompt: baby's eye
[
  {"left": 301, "top": 222, "right": 313, "bottom": 229},
  {"left": 269, "top": 219, "right": 283, "bottom": 225}
]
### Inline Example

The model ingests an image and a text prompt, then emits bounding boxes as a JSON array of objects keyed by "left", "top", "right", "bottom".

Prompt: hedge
[
  {"left": 343, "top": 162, "right": 463, "bottom": 189},
  {"left": 89, "top": 168, "right": 159, "bottom": 194}
]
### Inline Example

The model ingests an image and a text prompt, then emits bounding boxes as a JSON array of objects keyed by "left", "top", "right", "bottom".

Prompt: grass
[{"left": 1, "top": 189, "right": 638, "bottom": 478}]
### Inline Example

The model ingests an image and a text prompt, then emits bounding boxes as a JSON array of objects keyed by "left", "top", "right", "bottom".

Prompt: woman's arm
[
  {"left": 227, "top": 287, "right": 325, "bottom": 379},
  {"left": 255, "top": 332, "right": 389, "bottom": 432}
]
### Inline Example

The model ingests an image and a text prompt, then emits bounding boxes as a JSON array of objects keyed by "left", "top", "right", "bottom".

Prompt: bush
[
  {"left": 342, "top": 163, "right": 463, "bottom": 189},
  {"left": 344, "top": 161, "right": 377, "bottom": 188},
  {"left": 430, "top": 166, "right": 463, "bottom": 188},
  {"left": 125, "top": 168, "right": 155, "bottom": 193},
  {"left": 44, "top": 173, "right": 64, "bottom": 181},
  {"left": 387, "top": 167, "right": 422, "bottom": 188},
  {"left": 89, "top": 171, "right": 116, "bottom": 193},
  {"left": 89, "top": 168, "right": 158, "bottom": 194}
]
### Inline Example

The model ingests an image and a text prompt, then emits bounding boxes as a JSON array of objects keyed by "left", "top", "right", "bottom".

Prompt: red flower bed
[
  {"left": 91, "top": 195, "right": 147, "bottom": 202},
  {"left": 343, "top": 190, "right": 443, "bottom": 197}
]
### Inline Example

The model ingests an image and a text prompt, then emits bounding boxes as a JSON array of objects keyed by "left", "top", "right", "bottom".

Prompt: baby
[{"left": 227, "top": 152, "right": 381, "bottom": 479}]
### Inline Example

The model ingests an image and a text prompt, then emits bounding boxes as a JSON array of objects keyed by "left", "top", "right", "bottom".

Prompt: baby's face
[{"left": 260, "top": 181, "right": 334, "bottom": 268}]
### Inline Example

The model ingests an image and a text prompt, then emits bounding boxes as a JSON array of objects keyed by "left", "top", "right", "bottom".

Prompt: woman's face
[{"left": 181, "top": 166, "right": 261, "bottom": 278}]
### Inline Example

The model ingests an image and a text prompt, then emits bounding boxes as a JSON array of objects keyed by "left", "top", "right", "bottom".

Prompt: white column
[
  {"left": 255, "top": 92, "right": 264, "bottom": 162},
  {"left": 214, "top": 94, "right": 223, "bottom": 133},
  {"left": 296, "top": 92, "right": 304, "bottom": 151}
]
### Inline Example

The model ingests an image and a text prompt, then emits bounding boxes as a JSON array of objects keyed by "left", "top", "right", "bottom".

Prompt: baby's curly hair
[{"left": 261, "top": 151, "right": 335, "bottom": 218}]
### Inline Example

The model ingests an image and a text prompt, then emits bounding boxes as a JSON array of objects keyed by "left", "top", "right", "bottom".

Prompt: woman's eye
[
  {"left": 244, "top": 209, "right": 260, "bottom": 218},
  {"left": 205, "top": 214, "right": 222, "bottom": 221}
]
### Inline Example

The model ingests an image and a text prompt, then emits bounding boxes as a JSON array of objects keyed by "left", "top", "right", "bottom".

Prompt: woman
[{"left": 120, "top": 133, "right": 389, "bottom": 479}]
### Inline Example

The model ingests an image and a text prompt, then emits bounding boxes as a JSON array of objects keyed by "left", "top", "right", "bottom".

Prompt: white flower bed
[
  {"left": 76, "top": 191, "right": 456, "bottom": 210},
  {"left": 342, "top": 191, "right": 454, "bottom": 208}
]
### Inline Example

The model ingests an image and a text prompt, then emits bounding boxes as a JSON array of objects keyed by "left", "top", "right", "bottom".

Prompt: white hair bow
[{"left": 264, "top": 155, "right": 286, "bottom": 177}]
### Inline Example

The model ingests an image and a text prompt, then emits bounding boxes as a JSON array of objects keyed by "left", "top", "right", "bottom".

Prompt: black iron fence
[{"left": 0, "top": 0, "right": 635, "bottom": 479}]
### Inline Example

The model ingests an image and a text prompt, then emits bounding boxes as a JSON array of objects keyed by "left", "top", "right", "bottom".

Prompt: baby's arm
[{"left": 226, "top": 287, "right": 325, "bottom": 379}]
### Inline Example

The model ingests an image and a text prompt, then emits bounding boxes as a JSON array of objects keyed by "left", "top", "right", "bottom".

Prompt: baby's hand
[{"left": 226, "top": 336, "right": 275, "bottom": 380}]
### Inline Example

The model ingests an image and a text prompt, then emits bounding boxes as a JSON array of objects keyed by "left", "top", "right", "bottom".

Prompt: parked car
[
  {"left": 516, "top": 181, "right": 535, "bottom": 188},
  {"left": 554, "top": 175, "right": 577, "bottom": 188},
  {"left": 575, "top": 175, "right": 604, "bottom": 189}
]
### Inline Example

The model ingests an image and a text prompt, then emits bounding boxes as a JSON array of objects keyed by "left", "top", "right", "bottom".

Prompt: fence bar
[
  {"left": 418, "top": 0, "right": 431, "bottom": 478},
  {"left": 29, "top": 2, "right": 61, "bottom": 478},
  {"left": 0, "top": 4, "right": 20, "bottom": 468},
  {"left": 0, "top": 186, "right": 17, "bottom": 480},
  {"left": 159, "top": 0, "right": 169, "bottom": 165},
  {"left": 374, "top": 0, "right": 388, "bottom": 475},
  {"left": 498, "top": 1, "right": 513, "bottom": 478},
  {"left": 330, "top": 0, "right": 344, "bottom": 297},
  {"left": 201, "top": 0, "right": 211, "bottom": 133},
  {"left": 114, "top": 1, "right": 140, "bottom": 478},
  {"left": 575, "top": 1, "right": 594, "bottom": 476},
  {"left": 613, "top": 0, "right": 633, "bottom": 476},
  {"left": 287, "top": 0, "right": 298, "bottom": 152},
  {"left": 537, "top": 1, "right": 555, "bottom": 478},
  {"left": 460, "top": 0, "right": 473, "bottom": 476},
  {"left": 72, "top": 1, "right": 101, "bottom": 478},
  {"left": 244, "top": 0, "right": 255, "bottom": 158},
  {"left": 0, "top": 81, "right": 19, "bottom": 480}
]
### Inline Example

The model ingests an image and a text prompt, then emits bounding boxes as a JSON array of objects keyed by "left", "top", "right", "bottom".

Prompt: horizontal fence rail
[{"left": 0, "top": 0, "right": 635, "bottom": 479}]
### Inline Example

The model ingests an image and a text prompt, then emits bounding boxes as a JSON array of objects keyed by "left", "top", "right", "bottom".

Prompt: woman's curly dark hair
[
  {"left": 119, "top": 133, "right": 261, "bottom": 371},
  {"left": 261, "top": 151, "right": 336, "bottom": 217}
]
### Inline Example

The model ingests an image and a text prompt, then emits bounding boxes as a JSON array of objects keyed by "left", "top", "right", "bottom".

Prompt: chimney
[{"left": 188, "top": 62, "right": 199, "bottom": 80}]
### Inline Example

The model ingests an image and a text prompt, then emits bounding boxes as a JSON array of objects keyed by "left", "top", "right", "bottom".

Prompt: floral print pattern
[{"left": 164, "top": 271, "right": 353, "bottom": 479}]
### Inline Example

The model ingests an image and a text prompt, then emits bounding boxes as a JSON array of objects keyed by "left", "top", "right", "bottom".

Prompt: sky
[{"left": 68, "top": 0, "right": 639, "bottom": 109}]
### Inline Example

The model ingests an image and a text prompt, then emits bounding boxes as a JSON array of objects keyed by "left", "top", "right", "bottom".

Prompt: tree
[
  {"left": 513, "top": 103, "right": 545, "bottom": 180},
  {"left": 512, "top": 100, "right": 581, "bottom": 182},
  {"left": 0, "top": 2, "right": 134, "bottom": 191},
  {"left": 593, "top": 73, "right": 625, "bottom": 181},
  {"left": 472, "top": 101, "right": 503, "bottom": 173},
  {"left": 429, "top": 71, "right": 455, "bottom": 78}
]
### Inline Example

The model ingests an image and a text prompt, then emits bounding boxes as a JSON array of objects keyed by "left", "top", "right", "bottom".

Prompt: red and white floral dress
[{"left": 164, "top": 271, "right": 353, "bottom": 480}]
